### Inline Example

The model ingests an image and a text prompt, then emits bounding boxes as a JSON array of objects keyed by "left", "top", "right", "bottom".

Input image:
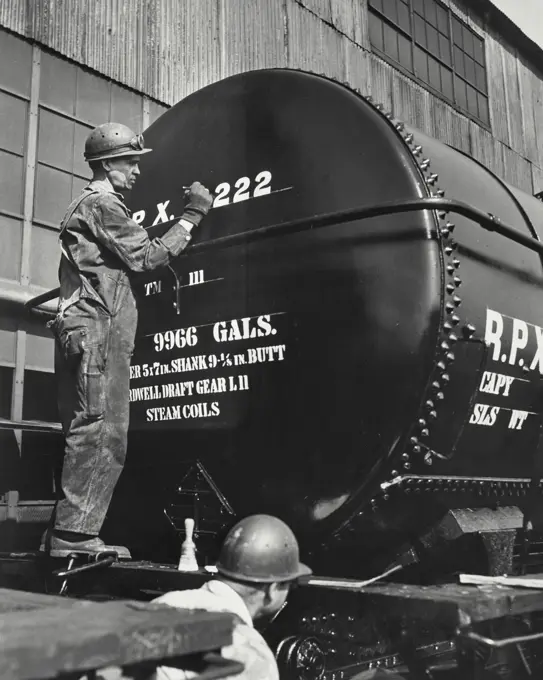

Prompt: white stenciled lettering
[
  {"left": 144, "top": 280, "right": 162, "bottom": 296},
  {"left": 510, "top": 318, "right": 529, "bottom": 366},
  {"left": 212, "top": 171, "right": 274, "bottom": 208},
  {"left": 132, "top": 210, "right": 145, "bottom": 225},
  {"left": 233, "top": 176, "right": 251, "bottom": 203},
  {"left": 485, "top": 309, "right": 503, "bottom": 362},
  {"left": 196, "top": 377, "right": 227, "bottom": 394},
  {"left": 469, "top": 403, "right": 500, "bottom": 427},
  {"left": 484, "top": 309, "right": 543, "bottom": 374},
  {"left": 188, "top": 270, "right": 204, "bottom": 286},
  {"left": 154, "top": 327, "right": 198, "bottom": 352},
  {"left": 146, "top": 405, "right": 182, "bottom": 421},
  {"left": 228, "top": 375, "right": 249, "bottom": 392},
  {"left": 247, "top": 344, "right": 286, "bottom": 364},
  {"left": 152, "top": 200, "right": 173, "bottom": 226},
  {"left": 213, "top": 315, "right": 276, "bottom": 343},
  {"left": 479, "top": 371, "right": 515, "bottom": 397},
  {"left": 161, "top": 381, "right": 195, "bottom": 398},
  {"left": 530, "top": 326, "right": 543, "bottom": 373},
  {"left": 130, "top": 365, "right": 141, "bottom": 379},
  {"left": 146, "top": 401, "right": 220, "bottom": 422},
  {"left": 130, "top": 385, "right": 162, "bottom": 402},
  {"left": 508, "top": 409, "right": 530, "bottom": 430},
  {"left": 182, "top": 402, "right": 220, "bottom": 419}
]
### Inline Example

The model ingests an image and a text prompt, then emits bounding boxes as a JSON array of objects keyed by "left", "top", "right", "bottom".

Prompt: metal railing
[
  {"left": 24, "top": 196, "right": 543, "bottom": 314},
  {"left": 0, "top": 418, "right": 61, "bottom": 434}
]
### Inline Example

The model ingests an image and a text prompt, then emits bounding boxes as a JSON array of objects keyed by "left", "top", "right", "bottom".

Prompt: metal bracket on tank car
[
  {"left": 53, "top": 551, "right": 118, "bottom": 595},
  {"left": 23, "top": 196, "right": 543, "bottom": 315}
]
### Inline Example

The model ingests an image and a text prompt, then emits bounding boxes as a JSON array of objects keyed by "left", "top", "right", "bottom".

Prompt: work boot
[{"left": 40, "top": 530, "right": 131, "bottom": 560}]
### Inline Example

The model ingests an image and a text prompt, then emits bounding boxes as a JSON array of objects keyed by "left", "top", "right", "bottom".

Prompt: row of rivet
[
  {"left": 397, "top": 116, "right": 484, "bottom": 475},
  {"left": 327, "top": 92, "right": 479, "bottom": 529},
  {"left": 394, "top": 120, "right": 459, "bottom": 472},
  {"left": 368, "top": 477, "right": 537, "bottom": 507},
  {"left": 375, "top": 103, "right": 490, "bottom": 511}
]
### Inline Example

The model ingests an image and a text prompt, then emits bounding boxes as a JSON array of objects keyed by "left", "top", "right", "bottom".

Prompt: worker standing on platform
[
  {"left": 41, "top": 123, "right": 213, "bottom": 559},
  {"left": 154, "top": 515, "right": 312, "bottom": 680}
]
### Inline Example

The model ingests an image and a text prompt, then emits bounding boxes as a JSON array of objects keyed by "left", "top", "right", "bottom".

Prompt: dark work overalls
[{"left": 51, "top": 179, "right": 192, "bottom": 535}]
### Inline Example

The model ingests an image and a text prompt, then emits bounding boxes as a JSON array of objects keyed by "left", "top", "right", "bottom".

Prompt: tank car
[
  {"left": 5, "top": 68, "right": 532, "bottom": 678},
  {"left": 120, "top": 68, "right": 543, "bottom": 572},
  {"left": 93, "top": 68, "right": 543, "bottom": 677}
]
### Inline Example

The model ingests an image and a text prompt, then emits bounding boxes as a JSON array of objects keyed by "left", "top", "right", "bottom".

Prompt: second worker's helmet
[
  {"left": 84, "top": 122, "right": 152, "bottom": 163},
  {"left": 216, "top": 514, "right": 312, "bottom": 584}
]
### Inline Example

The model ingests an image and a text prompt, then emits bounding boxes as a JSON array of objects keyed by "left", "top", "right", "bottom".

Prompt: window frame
[{"left": 368, "top": 0, "right": 490, "bottom": 129}]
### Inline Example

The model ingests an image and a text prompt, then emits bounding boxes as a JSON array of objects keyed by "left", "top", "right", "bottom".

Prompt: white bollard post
[{"left": 178, "top": 517, "right": 199, "bottom": 572}]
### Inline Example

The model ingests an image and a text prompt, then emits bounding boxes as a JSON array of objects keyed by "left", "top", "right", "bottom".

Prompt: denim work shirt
[
  {"left": 57, "top": 178, "right": 192, "bottom": 320},
  {"left": 154, "top": 580, "right": 280, "bottom": 680}
]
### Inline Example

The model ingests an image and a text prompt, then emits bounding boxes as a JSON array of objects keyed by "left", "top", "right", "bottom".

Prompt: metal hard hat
[
  {"left": 84, "top": 122, "right": 152, "bottom": 162},
  {"left": 216, "top": 514, "right": 312, "bottom": 583}
]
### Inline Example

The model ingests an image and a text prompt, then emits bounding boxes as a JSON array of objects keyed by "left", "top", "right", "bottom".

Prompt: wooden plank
[
  {"left": 502, "top": 146, "right": 534, "bottom": 194},
  {"left": 532, "top": 78, "right": 543, "bottom": 171},
  {"left": 501, "top": 47, "right": 525, "bottom": 157},
  {"left": 485, "top": 34, "right": 510, "bottom": 147},
  {"left": 287, "top": 1, "right": 346, "bottom": 83},
  {"left": 532, "top": 164, "right": 543, "bottom": 196},
  {"left": 362, "top": 582, "right": 543, "bottom": 627},
  {"left": 221, "top": 0, "right": 286, "bottom": 78},
  {"left": 392, "top": 71, "right": 432, "bottom": 136},
  {"left": 0, "top": 597, "right": 233, "bottom": 680},
  {"left": 430, "top": 97, "right": 470, "bottom": 153},
  {"left": 469, "top": 122, "right": 505, "bottom": 180},
  {"left": 517, "top": 58, "right": 540, "bottom": 164},
  {"left": 0, "top": 588, "right": 77, "bottom": 614}
]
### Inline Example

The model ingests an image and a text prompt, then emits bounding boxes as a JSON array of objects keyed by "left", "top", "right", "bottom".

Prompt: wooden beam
[{"left": 0, "top": 590, "right": 233, "bottom": 680}]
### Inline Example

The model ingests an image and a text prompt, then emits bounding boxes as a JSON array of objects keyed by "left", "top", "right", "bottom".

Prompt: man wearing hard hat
[
  {"left": 42, "top": 123, "right": 213, "bottom": 558},
  {"left": 154, "top": 515, "right": 313, "bottom": 680}
]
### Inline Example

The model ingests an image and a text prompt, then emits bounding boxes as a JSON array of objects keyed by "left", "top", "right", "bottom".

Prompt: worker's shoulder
[
  {"left": 153, "top": 589, "right": 209, "bottom": 608},
  {"left": 226, "top": 624, "right": 279, "bottom": 680},
  {"left": 79, "top": 186, "right": 128, "bottom": 217}
]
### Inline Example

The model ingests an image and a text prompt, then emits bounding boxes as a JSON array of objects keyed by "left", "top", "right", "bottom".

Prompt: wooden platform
[
  {"left": 0, "top": 588, "right": 237, "bottom": 680},
  {"left": 361, "top": 581, "right": 543, "bottom": 627}
]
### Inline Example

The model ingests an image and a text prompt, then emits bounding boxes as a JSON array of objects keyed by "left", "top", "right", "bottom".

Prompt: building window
[{"left": 368, "top": 0, "right": 489, "bottom": 125}]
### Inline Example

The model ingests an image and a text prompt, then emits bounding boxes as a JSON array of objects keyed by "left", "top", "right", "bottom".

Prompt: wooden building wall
[{"left": 1, "top": 0, "right": 542, "bottom": 194}]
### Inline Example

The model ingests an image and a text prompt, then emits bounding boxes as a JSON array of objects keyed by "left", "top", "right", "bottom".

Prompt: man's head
[
  {"left": 215, "top": 514, "right": 311, "bottom": 621},
  {"left": 84, "top": 122, "right": 152, "bottom": 193}
]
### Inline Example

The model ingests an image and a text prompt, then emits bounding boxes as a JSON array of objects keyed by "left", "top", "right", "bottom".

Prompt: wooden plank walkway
[{"left": 0, "top": 588, "right": 235, "bottom": 680}]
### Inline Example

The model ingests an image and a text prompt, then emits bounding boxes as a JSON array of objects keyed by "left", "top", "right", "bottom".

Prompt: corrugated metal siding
[
  {"left": 330, "top": 0, "right": 365, "bottom": 47},
  {"left": 345, "top": 41, "right": 371, "bottom": 97},
  {"left": 369, "top": 53, "right": 393, "bottom": 112},
  {"left": 177, "top": 0, "right": 220, "bottom": 100},
  {"left": 287, "top": 0, "right": 346, "bottom": 82},
  {"left": 1, "top": 0, "right": 542, "bottom": 193},
  {"left": 392, "top": 71, "right": 432, "bottom": 137},
  {"left": 221, "top": 0, "right": 286, "bottom": 78},
  {"left": 430, "top": 98, "right": 470, "bottom": 153}
]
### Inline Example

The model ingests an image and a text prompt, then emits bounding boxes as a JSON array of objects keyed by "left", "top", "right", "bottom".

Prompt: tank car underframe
[{"left": 3, "top": 552, "right": 543, "bottom": 679}]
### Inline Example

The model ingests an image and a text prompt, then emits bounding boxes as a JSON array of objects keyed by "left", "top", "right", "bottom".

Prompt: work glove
[{"left": 182, "top": 181, "right": 213, "bottom": 227}]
